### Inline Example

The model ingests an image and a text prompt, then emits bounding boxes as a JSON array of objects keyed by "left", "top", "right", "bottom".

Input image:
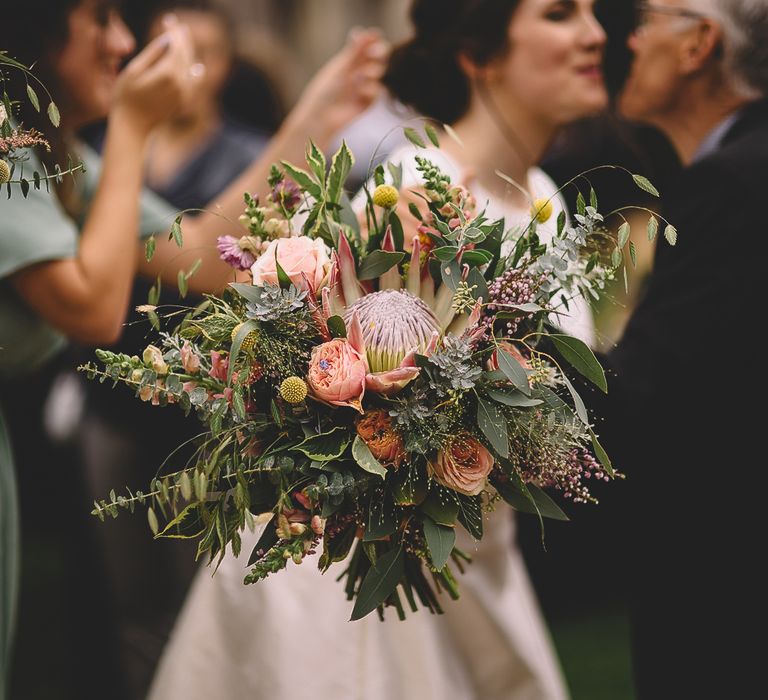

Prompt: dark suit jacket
[{"left": 603, "top": 99, "right": 768, "bottom": 697}]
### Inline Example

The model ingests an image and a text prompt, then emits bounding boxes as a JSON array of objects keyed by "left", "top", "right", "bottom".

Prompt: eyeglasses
[{"left": 635, "top": 2, "right": 708, "bottom": 28}]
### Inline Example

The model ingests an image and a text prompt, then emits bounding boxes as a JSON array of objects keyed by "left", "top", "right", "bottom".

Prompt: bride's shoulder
[{"left": 528, "top": 167, "right": 561, "bottom": 200}]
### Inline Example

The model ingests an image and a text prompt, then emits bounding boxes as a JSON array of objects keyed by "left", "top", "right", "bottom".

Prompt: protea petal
[
  {"left": 420, "top": 268, "right": 436, "bottom": 310},
  {"left": 406, "top": 237, "right": 422, "bottom": 296},
  {"left": 365, "top": 366, "right": 421, "bottom": 395},
  {"left": 346, "top": 310, "right": 367, "bottom": 359},
  {"left": 400, "top": 331, "right": 439, "bottom": 368},
  {"left": 434, "top": 283, "right": 456, "bottom": 330},
  {"left": 337, "top": 232, "right": 363, "bottom": 305},
  {"left": 379, "top": 226, "right": 402, "bottom": 291},
  {"left": 447, "top": 313, "right": 470, "bottom": 336}
]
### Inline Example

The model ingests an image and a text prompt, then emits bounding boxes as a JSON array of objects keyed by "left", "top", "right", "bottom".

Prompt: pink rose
[
  {"left": 307, "top": 338, "right": 367, "bottom": 412},
  {"left": 209, "top": 351, "right": 229, "bottom": 382},
  {"left": 251, "top": 236, "right": 330, "bottom": 292},
  {"left": 181, "top": 341, "right": 200, "bottom": 375},
  {"left": 429, "top": 435, "right": 494, "bottom": 497}
]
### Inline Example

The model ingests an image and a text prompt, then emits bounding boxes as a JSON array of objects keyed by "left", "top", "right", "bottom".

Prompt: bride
[{"left": 149, "top": 1, "right": 607, "bottom": 698}]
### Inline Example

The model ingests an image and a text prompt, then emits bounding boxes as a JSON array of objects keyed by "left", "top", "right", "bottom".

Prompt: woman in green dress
[{"left": 0, "top": 2, "right": 386, "bottom": 695}]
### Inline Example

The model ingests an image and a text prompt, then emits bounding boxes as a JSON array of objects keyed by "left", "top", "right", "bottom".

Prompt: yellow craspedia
[
  {"left": 372, "top": 184, "right": 399, "bottom": 208},
  {"left": 531, "top": 198, "right": 553, "bottom": 224},
  {"left": 0, "top": 159, "right": 11, "bottom": 185},
  {"left": 279, "top": 376, "right": 308, "bottom": 404},
  {"left": 231, "top": 322, "right": 259, "bottom": 351}
]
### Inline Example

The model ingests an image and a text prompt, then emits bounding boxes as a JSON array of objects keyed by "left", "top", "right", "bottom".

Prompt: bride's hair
[{"left": 383, "top": 0, "right": 521, "bottom": 124}]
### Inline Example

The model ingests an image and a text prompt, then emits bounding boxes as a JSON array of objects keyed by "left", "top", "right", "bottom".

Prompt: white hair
[{"left": 687, "top": 0, "right": 768, "bottom": 96}]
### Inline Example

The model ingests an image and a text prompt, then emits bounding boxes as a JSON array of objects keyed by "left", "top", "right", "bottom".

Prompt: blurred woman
[
  {"left": 148, "top": 2, "right": 607, "bottom": 700},
  {"left": 72, "top": 2, "right": 279, "bottom": 695},
  {"left": 0, "top": 1, "right": 386, "bottom": 696}
]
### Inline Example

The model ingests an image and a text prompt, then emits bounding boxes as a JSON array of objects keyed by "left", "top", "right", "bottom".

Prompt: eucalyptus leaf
[
  {"left": 476, "top": 395, "right": 509, "bottom": 458},
  {"left": 550, "top": 334, "right": 607, "bottom": 392},
  {"left": 494, "top": 344, "right": 531, "bottom": 396},
  {"left": 423, "top": 516, "right": 455, "bottom": 570},
  {"left": 350, "top": 546, "right": 405, "bottom": 621},
  {"left": 589, "top": 428, "right": 615, "bottom": 477},
  {"left": 486, "top": 389, "right": 543, "bottom": 407},
  {"left": 457, "top": 494, "right": 483, "bottom": 540},
  {"left": 352, "top": 436, "right": 387, "bottom": 479},
  {"left": 561, "top": 374, "right": 589, "bottom": 425}
]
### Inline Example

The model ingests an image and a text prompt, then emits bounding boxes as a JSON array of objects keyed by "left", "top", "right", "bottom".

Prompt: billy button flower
[
  {"left": 372, "top": 184, "right": 399, "bottom": 209},
  {"left": 531, "top": 197, "right": 554, "bottom": 224},
  {"left": 0, "top": 159, "right": 11, "bottom": 185},
  {"left": 279, "top": 376, "right": 308, "bottom": 404},
  {"left": 231, "top": 322, "right": 260, "bottom": 352}
]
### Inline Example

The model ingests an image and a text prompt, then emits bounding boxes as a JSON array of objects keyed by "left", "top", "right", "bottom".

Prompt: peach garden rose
[
  {"left": 307, "top": 338, "right": 367, "bottom": 411},
  {"left": 251, "top": 235, "right": 330, "bottom": 291},
  {"left": 429, "top": 435, "right": 494, "bottom": 497}
]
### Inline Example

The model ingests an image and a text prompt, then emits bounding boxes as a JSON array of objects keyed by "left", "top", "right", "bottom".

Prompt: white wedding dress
[{"left": 149, "top": 146, "right": 591, "bottom": 700}]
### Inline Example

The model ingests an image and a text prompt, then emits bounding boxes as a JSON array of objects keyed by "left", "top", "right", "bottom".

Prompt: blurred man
[{"left": 607, "top": 1, "right": 767, "bottom": 697}]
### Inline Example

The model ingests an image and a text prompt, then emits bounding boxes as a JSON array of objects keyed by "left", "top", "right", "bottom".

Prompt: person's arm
[
  {"left": 140, "top": 29, "right": 389, "bottom": 293},
  {"left": 11, "top": 26, "right": 198, "bottom": 344}
]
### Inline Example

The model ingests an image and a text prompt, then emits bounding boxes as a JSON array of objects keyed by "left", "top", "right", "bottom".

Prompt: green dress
[{"left": 0, "top": 143, "right": 176, "bottom": 697}]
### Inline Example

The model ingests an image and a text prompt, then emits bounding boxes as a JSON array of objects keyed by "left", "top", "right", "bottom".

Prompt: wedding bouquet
[{"left": 85, "top": 128, "right": 667, "bottom": 620}]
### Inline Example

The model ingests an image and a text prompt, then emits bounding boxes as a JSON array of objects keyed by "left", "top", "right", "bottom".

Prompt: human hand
[
  {"left": 291, "top": 28, "right": 389, "bottom": 141},
  {"left": 112, "top": 15, "right": 203, "bottom": 137}
]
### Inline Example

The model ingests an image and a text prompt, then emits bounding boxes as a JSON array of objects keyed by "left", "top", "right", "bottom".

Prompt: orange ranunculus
[{"left": 356, "top": 409, "right": 406, "bottom": 468}]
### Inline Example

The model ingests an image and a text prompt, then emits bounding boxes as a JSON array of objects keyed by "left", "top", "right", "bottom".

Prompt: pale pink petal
[
  {"left": 365, "top": 366, "right": 420, "bottom": 395},
  {"left": 346, "top": 310, "right": 367, "bottom": 360},
  {"left": 337, "top": 231, "right": 363, "bottom": 305}
]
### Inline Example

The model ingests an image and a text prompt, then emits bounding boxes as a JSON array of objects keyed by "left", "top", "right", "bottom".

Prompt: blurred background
[{"left": 7, "top": 1, "right": 680, "bottom": 698}]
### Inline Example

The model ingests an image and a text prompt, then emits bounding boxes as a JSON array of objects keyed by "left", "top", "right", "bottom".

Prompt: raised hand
[
  {"left": 112, "top": 17, "right": 202, "bottom": 137},
  {"left": 290, "top": 28, "right": 390, "bottom": 142}
]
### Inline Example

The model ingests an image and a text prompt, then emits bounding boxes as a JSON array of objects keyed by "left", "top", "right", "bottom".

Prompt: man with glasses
[{"left": 601, "top": 1, "right": 767, "bottom": 697}]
